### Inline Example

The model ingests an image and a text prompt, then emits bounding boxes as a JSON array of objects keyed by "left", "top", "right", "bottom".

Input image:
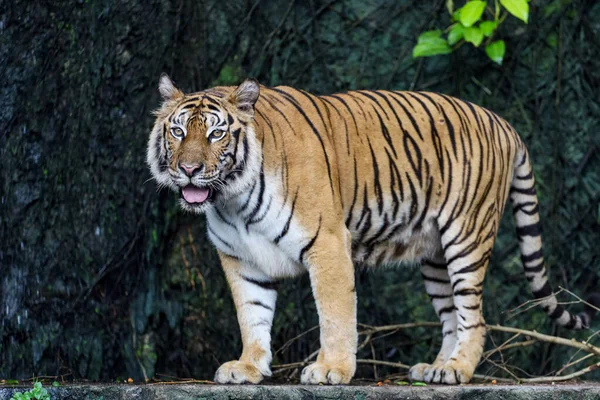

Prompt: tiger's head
[{"left": 147, "top": 74, "right": 261, "bottom": 213}]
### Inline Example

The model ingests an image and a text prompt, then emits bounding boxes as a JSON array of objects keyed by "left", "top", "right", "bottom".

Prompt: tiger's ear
[
  {"left": 158, "top": 73, "right": 183, "bottom": 101},
  {"left": 228, "top": 78, "right": 260, "bottom": 118}
]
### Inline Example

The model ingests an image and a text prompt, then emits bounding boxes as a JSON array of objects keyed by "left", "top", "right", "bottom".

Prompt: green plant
[
  {"left": 413, "top": 0, "right": 530, "bottom": 65},
  {"left": 10, "top": 382, "right": 51, "bottom": 400}
]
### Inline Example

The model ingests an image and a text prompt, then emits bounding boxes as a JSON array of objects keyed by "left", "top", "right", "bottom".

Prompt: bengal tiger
[{"left": 147, "top": 75, "right": 598, "bottom": 385}]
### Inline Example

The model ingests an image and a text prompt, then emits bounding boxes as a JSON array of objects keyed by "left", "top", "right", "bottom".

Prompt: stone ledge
[{"left": 1, "top": 383, "right": 600, "bottom": 400}]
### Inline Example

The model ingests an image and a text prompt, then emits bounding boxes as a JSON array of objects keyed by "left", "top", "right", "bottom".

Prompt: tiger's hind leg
[
  {"left": 408, "top": 256, "right": 458, "bottom": 382},
  {"left": 417, "top": 216, "right": 496, "bottom": 384}
]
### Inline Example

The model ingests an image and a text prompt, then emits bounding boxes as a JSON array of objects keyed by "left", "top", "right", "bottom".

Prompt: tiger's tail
[{"left": 510, "top": 147, "right": 599, "bottom": 329}]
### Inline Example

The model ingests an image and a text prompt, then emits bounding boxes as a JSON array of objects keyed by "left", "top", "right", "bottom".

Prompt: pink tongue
[{"left": 182, "top": 186, "right": 209, "bottom": 203}]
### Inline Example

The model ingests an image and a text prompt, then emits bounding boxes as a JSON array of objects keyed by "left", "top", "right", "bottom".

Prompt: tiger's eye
[
  {"left": 209, "top": 129, "right": 226, "bottom": 142},
  {"left": 171, "top": 127, "right": 184, "bottom": 139}
]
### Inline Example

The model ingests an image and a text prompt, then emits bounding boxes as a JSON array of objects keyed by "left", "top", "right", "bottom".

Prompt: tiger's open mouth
[{"left": 181, "top": 185, "right": 214, "bottom": 205}]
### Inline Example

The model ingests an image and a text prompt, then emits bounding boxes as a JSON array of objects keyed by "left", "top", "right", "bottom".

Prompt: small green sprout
[{"left": 10, "top": 382, "right": 51, "bottom": 400}]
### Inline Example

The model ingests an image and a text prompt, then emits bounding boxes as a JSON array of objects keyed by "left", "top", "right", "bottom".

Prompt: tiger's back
[{"left": 253, "top": 87, "right": 520, "bottom": 267}]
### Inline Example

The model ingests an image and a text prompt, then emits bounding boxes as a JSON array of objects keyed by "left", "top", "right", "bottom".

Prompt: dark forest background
[{"left": 1, "top": 0, "right": 599, "bottom": 383}]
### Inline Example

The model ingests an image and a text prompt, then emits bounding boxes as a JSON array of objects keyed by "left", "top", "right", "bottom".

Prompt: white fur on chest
[{"left": 206, "top": 175, "right": 307, "bottom": 279}]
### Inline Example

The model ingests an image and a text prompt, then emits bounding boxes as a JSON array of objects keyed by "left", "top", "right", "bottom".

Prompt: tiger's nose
[{"left": 179, "top": 162, "right": 202, "bottom": 177}]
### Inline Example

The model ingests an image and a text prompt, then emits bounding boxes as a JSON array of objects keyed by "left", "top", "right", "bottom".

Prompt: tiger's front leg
[
  {"left": 300, "top": 227, "right": 357, "bottom": 384},
  {"left": 214, "top": 252, "right": 277, "bottom": 384}
]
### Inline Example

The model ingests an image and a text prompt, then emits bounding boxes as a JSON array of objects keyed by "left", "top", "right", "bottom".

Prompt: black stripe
[
  {"left": 532, "top": 281, "right": 552, "bottom": 299},
  {"left": 251, "top": 319, "right": 271, "bottom": 328},
  {"left": 451, "top": 278, "right": 465, "bottom": 290},
  {"left": 274, "top": 188, "right": 299, "bottom": 244},
  {"left": 388, "top": 92, "right": 424, "bottom": 140},
  {"left": 511, "top": 186, "right": 537, "bottom": 196},
  {"left": 564, "top": 314, "right": 578, "bottom": 329},
  {"left": 439, "top": 106, "right": 457, "bottom": 158},
  {"left": 521, "top": 249, "right": 543, "bottom": 264},
  {"left": 247, "top": 300, "right": 274, "bottom": 311},
  {"left": 429, "top": 294, "right": 453, "bottom": 299},
  {"left": 271, "top": 88, "right": 335, "bottom": 195},
  {"left": 461, "top": 322, "right": 486, "bottom": 330},
  {"left": 512, "top": 201, "right": 539, "bottom": 215},
  {"left": 516, "top": 170, "right": 533, "bottom": 180},
  {"left": 516, "top": 222, "right": 542, "bottom": 238},
  {"left": 414, "top": 174, "right": 433, "bottom": 230},
  {"left": 299, "top": 216, "right": 322, "bottom": 264},
  {"left": 208, "top": 226, "right": 234, "bottom": 251},
  {"left": 437, "top": 306, "right": 456, "bottom": 315},
  {"left": 421, "top": 273, "right": 450, "bottom": 284},
  {"left": 454, "top": 288, "right": 482, "bottom": 297},
  {"left": 451, "top": 250, "right": 491, "bottom": 275},
  {"left": 524, "top": 261, "right": 545, "bottom": 273},
  {"left": 157, "top": 125, "right": 167, "bottom": 172},
  {"left": 247, "top": 195, "right": 273, "bottom": 228},
  {"left": 320, "top": 96, "right": 350, "bottom": 155},
  {"left": 367, "top": 138, "right": 384, "bottom": 214},
  {"left": 214, "top": 207, "right": 237, "bottom": 231},
  {"left": 549, "top": 305, "right": 565, "bottom": 320},
  {"left": 424, "top": 260, "right": 446, "bottom": 269},
  {"left": 244, "top": 169, "right": 266, "bottom": 229},
  {"left": 406, "top": 173, "right": 419, "bottom": 222},
  {"left": 238, "top": 181, "right": 257, "bottom": 213},
  {"left": 403, "top": 132, "right": 423, "bottom": 186},
  {"left": 241, "top": 275, "right": 278, "bottom": 291},
  {"left": 345, "top": 156, "right": 359, "bottom": 227}
]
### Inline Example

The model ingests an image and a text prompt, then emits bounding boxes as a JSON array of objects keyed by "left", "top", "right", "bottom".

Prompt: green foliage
[
  {"left": 412, "top": 30, "right": 452, "bottom": 58},
  {"left": 500, "top": 0, "right": 529, "bottom": 22},
  {"left": 11, "top": 382, "right": 51, "bottom": 400},
  {"left": 464, "top": 26, "right": 484, "bottom": 46},
  {"left": 485, "top": 39, "right": 505, "bottom": 64},
  {"left": 413, "top": 0, "right": 529, "bottom": 64},
  {"left": 459, "top": 1, "right": 487, "bottom": 27}
]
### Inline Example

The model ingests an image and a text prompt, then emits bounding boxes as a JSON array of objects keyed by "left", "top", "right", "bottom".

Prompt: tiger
[{"left": 147, "top": 74, "right": 598, "bottom": 385}]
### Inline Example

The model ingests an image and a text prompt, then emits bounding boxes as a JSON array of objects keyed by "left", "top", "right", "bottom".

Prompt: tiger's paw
[
  {"left": 300, "top": 361, "right": 354, "bottom": 385},
  {"left": 214, "top": 360, "right": 267, "bottom": 384},
  {"left": 409, "top": 360, "right": 473, "bottom": 384},
  {"left": 408, "top": 362, "right": 432, "bottom": 382}
]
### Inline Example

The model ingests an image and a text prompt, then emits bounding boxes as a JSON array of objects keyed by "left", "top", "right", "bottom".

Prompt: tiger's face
[{"left": 147, "top": 75, "right": 261, "bottom": 213}]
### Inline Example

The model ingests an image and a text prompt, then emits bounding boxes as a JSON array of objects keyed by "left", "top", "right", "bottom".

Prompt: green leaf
[
  {"left": 448, "top": 24, "right": 464, "bottom": 45},
  {"left": 459, "top": 1, "right": 487, "bottom": 27},
  {"left": 446, "top": 0, "right": 454, "bottom": 15},
  {"left": 464, "top": 26, "right": 484, "bottom": 47},
  {"left": 452, "top": 7, "right": 462, "bottom": 22},
  {"left": 413, "top": 38, "right": 453, "bottom": 58},
  {"left": 33, "top": 382, "right": 42, "bottom": 390},
  {"left": 413, "top": 30, "right": 453, "bottom": 58},
  {"left": 500, "top": 0, "right": 529, "bottom": 23},
  {"left": 417, "top": 30, "right": 443, "bottom": 42},
  {"left": 485, "top": 40, "right": 506, "bottom": 64},
  {"left": 52, "top": 381, "right": 61, "bottom": 387},
  {"left": 479, "top": 20, "right": 497, "bottom": 37},
  {"left": 5, "top": 380, "right": 20, "bottom": 385},
  {"left": 412, "top": 381, "right": 428, "bottom": 386},
  {"left": 395, "top": 381, "right": 409, "bottom": 385}
]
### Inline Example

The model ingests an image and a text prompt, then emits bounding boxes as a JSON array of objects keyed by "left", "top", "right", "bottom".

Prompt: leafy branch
[{"left": 413, "top": 0, "right": 530, "bottom": 65}]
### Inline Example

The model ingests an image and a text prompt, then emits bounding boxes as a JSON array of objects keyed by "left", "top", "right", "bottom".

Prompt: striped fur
[{"left": 147, "top": 76, "right": 597, "bottom": 385}]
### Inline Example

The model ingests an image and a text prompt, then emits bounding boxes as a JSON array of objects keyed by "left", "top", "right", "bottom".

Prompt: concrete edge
[{"left": 1, "top": 383, "right": 600, "bottom": 400}]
